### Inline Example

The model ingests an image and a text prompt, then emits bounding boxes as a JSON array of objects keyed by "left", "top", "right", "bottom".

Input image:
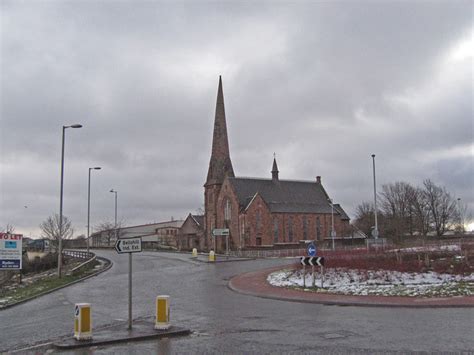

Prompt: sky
[{"left": 1, "top": 0, "right": 473, "bottom": 238}]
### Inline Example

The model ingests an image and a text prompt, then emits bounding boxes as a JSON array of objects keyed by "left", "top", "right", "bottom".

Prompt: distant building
[
  {"left": 91, "top": 220, "right": 184, "bottom": 249},
  {"left": 204, "top": 77, "right": 352, "bottom": 252},
  {"left": 178, "top": 214, "right": 204, "bottom": 251}
]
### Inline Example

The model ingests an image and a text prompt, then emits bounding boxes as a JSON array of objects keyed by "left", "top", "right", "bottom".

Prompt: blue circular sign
[{"left": 307, "top": 243, "right": 317, "bottom": 257}]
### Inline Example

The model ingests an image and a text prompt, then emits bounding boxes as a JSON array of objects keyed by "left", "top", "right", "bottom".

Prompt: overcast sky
[{"left": 1, "top": 0, "right": 472, "bottom": 237}]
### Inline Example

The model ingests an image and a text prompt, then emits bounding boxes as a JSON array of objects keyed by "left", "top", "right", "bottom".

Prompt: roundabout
[{"left": 229, "top": 264, "right": 474, "bottom": 308}]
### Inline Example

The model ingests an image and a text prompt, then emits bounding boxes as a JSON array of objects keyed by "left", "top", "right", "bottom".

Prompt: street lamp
[
  {"left": 329, "top": 198, "right": 336, "bottom": 250},
  {"left": 457, "top": 198, "right": 463, "bottom": 233},
  {"left": 371, "top": 154, "right": 379, "bottom": 240},
  {"left": 110, "top": 189, "right": 118, "bottom": 241},
  {"left": 87, "top": 167, "right": 101, "bottom": 254},
  {"left": 58, "top": 123, "right": 82, "bottom": 278}
]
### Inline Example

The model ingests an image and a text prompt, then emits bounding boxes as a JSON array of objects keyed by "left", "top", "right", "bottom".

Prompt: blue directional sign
[{"left": 307, "top": 243, "right": 317, "bottom": 257}]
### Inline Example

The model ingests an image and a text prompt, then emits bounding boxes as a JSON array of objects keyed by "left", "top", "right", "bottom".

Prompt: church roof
[
  {"left": 205, "top": 76, "right": 234, "bottom": 186},
  {"left": 191, "top": 214, "right": 204, "bottom": 226},
  {"left": 228, "top": 177, "right": 344, "bottom": 215}
]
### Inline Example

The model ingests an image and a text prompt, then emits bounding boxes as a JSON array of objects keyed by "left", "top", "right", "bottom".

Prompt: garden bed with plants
[{"left": 267, "top": 242, "right": 473, "bottom": 297}]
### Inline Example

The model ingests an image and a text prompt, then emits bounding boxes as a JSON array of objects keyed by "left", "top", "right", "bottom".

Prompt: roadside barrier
[
  {"left": 74, "top": 303, "right": 92, "bottom": 340},
  {"left": 155, "top": 295, "right": 170, "bottom": 330}
]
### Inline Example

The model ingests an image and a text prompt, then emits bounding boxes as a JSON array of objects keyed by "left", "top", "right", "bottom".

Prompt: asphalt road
[{"left": 0, "top": 250, "right": 473, "bottom": 353}]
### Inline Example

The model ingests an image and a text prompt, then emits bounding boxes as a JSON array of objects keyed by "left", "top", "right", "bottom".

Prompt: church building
[{"left": 204, "top": 77, "right": 351, "bottom": 252}]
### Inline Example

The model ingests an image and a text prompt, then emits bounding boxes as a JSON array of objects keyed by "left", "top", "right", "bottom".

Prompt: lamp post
[
  {"left": 110, "top": 189, "right": 118, "bottom": 238},
  {"left": 87, "top": 167, "right": 101, "bottom": 254},
  {"left": 457, "top": 198, "right": 462, "bottom": 233},
  {"left": 371, "top": 154, "right": 379, "bottom": 239},
  {"left": 329, "top": 198, "right": 336, "bottom": 250},
  {"left": 58, "top": 124, "right": 82, "bottom": 278}
]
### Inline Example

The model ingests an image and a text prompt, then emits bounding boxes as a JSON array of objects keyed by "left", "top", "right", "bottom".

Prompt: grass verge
[{"left": 0, "top": 262, "right": 102, "bottom": 308}]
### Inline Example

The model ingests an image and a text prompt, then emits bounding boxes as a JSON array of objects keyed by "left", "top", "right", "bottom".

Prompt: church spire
[
  {"left": 271, "top": 154, "right": 279, "bottom": 181},
  {"left": 205, "top": 76, "right": 234, "bottom": 186}
]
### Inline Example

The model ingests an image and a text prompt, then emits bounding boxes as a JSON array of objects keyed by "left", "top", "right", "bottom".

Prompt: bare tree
[
  {"left": 423, "top": 179, "right": 457, "bottom": 237},
  {"left": 411, "top": 187, "right": 431, "bottom": 238},
  {"left": 94, "top": 221, "right": 124, "bottom": 246},
  {"left": 40, "top": 214, "right": 74, "bottom": 249},
  {"left": 1, "top": 224, "right": 15, "bottom": 234},
  {"left": 354, "top": 202, "right": 374, "bottom": 237},
  {"left": 380, "top": 181, "right": 416, "bottom": 240}
]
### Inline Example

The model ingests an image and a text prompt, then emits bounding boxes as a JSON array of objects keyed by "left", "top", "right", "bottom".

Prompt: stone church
[{"left": 204, "top": 77, "right": 351, "bottom": 252}]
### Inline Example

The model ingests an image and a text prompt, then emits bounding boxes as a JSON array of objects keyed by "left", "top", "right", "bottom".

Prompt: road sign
[
  {"left": 212, "top": 228, "right": 229, "bottom": 236},
  {"left": 307, "top": 243, "right": 317, "bottom": 257},
  {"left": 115, "top": 237, "right": 142, "bottom": 254},
  {"left": 0, "top": 233, "right": 23, "bottom": 270},
  {"left": 300, "top": 256, "right": 325, "bottom": 267}
]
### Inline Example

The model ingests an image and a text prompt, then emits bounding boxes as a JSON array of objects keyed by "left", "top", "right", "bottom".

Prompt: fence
[{"left": 64, "top": 250, "right": 97, "bottom": 275}]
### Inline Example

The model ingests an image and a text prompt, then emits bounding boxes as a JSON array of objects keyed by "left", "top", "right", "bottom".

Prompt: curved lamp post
[
  {"left": 372, "top": 154, "right": 379, "bottom": 239},
  {"left": 87, "top": 167, "right": 101, "bottom": 253},
  {"left": 58, "top": 124, "right": 82, "bottom": 278},
  {"left": 110, "top": 189, "right": 118, "bottom": 241}
]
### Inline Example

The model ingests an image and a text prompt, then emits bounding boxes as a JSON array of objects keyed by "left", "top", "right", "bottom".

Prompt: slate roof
[
  {"left": 191, "top": 215, "right": 204, "bottom": 226},
  {"left": 228, "top": 177, "right": 347, "bottom": 217}
]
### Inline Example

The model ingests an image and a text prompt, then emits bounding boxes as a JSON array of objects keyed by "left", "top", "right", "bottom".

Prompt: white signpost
[
  {"left": 212, "top": 229, "right": 230, "bottom": 257},
  {"left": 114, "top": 237, "right": 142, "bottom": 254},
  {"left": 0, "top": 233, "right": 23, "bottom": 270},
  {"left": 114, "top": 237, "right": 142, "bottom": 330}
]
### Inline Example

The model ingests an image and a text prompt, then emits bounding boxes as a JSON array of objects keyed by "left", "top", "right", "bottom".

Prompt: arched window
[
  {"left": 273, "top": 217, "right": 279, "bottom": 243},
  {"left": 224, "top": 199, "right": 231, "bottom": 222},
  {"left": 303, "top": 216, "right": 308, "bottom": 240},
  {"left": 288, "top": 216, "right": 293, "bottom": 242}
]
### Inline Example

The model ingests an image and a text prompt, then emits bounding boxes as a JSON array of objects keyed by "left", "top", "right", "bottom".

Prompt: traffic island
[
  {"left": 53, "top": 320, "right": 191, "bottom": 350},
  {"left": 229, "top": 265, "right": 474, "bottom": 308}
]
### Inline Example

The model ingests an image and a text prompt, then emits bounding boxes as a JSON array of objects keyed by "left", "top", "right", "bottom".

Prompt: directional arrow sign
[
  {"left": 300, "top": 256, "right": 325, "bottom": 267},
  {"left": 307, "top": 243, "right": 317, "bottom": 257},
  {"left": 212, "top": 228, "right": 229, "bottom": 236},
  {"left": 115, "top": 237, "right": 142, "bottom": 254}
]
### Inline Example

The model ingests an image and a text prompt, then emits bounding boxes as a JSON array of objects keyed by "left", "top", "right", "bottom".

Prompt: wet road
[{"left": 0, "top": 250, "right": 473, "bottom": 353}]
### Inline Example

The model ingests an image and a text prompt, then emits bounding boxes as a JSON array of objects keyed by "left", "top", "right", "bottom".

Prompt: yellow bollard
[
  {"left": 155, "top": 295, "right": 170, "bottom": 330},
  {"left": 74, "top": 303, "right": 92, "bottom": 340},
  {"left": 208, "top": 250, "right": 215, "bottom": 262},
  {"left": 192, "top": 248, "right": 198, "bottom": 258}
]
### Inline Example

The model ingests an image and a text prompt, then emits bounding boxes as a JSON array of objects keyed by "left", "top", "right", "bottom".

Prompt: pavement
[
  {"left": 53, "top": 320, "right": 191, "bottom": 349},
  {"left": 228, "top": 265, "right": 474, "bottom": 308}
]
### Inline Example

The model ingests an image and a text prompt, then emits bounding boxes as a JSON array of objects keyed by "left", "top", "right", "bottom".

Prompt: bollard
[
  {"left": 192, "top": 248, "right": 198, "bottom": 258},
  {"left": 155, "top": 295, "right": 170, "bottom": 330},
  {"left": 74, "top": 303, "right": 92, "bottom": 340},
  {"left": 208, "top": 250, "right": 215, "bottom": 262}
]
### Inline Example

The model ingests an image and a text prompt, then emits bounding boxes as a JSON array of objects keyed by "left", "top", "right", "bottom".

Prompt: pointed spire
[
  {"left": 271, "top": 154, "right": 279, "bottom": 181},
  {"left": 206, "top": 76, "right": 235, "bottom": 185}
]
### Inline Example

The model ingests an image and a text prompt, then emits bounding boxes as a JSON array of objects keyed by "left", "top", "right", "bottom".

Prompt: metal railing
[{"left": 64, "top": 249, "right": 96, "bottom": 275}]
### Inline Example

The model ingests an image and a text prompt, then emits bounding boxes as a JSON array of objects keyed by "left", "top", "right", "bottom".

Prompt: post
[
  {"left": 303, "top": 265, "right": 306, "bottom": 288},
  {"left": 226, "top": 235, "right": 229, "bottom": 259},
  {"left": 312, "top": 265, "right": 315, "bottom": 287},
  {"left": 58, "top": 124, "right": 81, "bottom": 277},
  {"left": 87, "top": 169, "right": 91, "bottom": 254},
  {"left": 58, "top": 126, "right": 66, "bottom": 278},
  {"left": 330, "top": 199, "right": 335, "bottom": 250},
  {"left": 321, "top": 266, "right": 324, "bottom": 288},
  {"left": 110, "top": 189, "right": 118, "bottom": 244},
  {"left": 128, "top": 253, "right": 132, "bottom": 330},
  {"left": 372, "top": 154, "right": 379, "bottom": 239}
]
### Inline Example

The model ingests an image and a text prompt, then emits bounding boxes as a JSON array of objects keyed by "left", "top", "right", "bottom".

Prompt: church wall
[
  {"left": 243, "top": 194, "right": 272, "bottom": 246},
  {"left": 214, "top": 178, "right": 241, "bottom": 251},
  {"left": 242, "top": 208, "right": 351, "bottom": 248}
]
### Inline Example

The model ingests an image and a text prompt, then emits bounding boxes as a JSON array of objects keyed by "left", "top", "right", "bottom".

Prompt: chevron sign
[{"left": 300, "top": 256, "right": 325, "bottom": 267}]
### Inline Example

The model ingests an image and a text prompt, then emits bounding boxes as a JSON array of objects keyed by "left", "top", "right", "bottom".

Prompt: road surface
[{"left": 0, "top": 250, "right": 472, "bottom": 353}]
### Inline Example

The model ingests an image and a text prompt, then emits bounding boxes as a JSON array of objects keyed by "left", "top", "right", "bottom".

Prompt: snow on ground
[
  {"left": 387, "top": 244, "right": 462, "bottom": 253},
  {"left": 267, "top": 268, "right": 474, "bottom": 297}
]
